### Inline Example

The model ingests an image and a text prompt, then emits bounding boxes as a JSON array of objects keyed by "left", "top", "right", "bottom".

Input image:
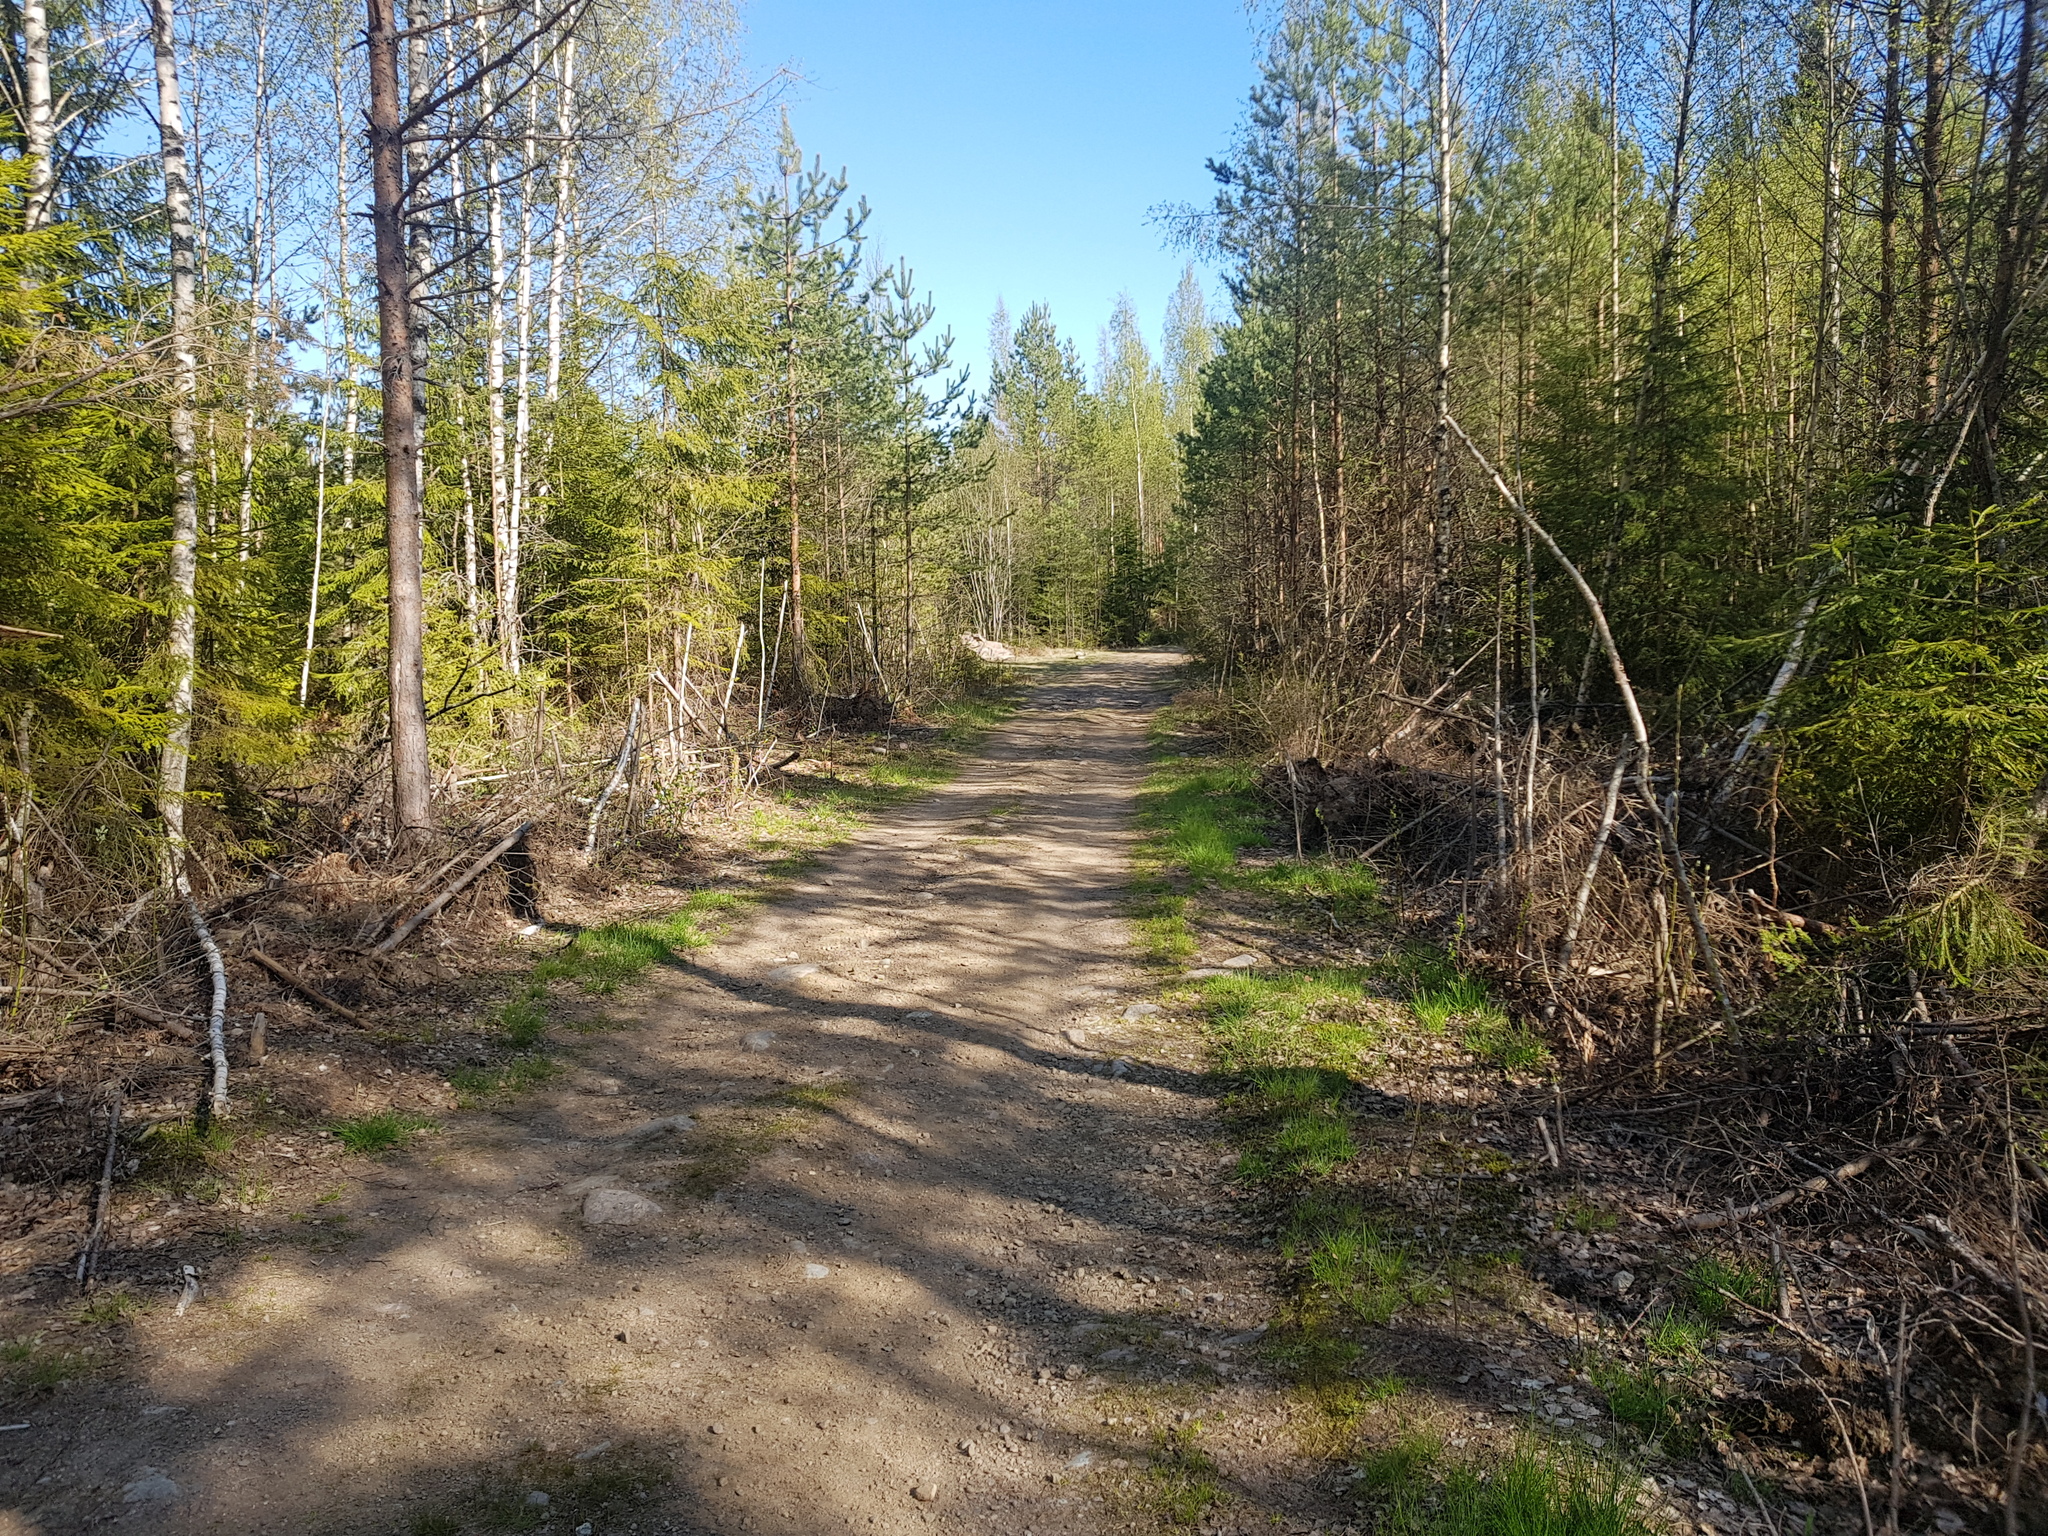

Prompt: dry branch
[
  {"left": 247, "top": 950, "right": 362, "bottom": 1025},
  {"left": 374, "top": 819, "right": 534, "bottom": 953},
  {"left": 1678, "top": 1134, "right": 1931, "bottom": 1229}
]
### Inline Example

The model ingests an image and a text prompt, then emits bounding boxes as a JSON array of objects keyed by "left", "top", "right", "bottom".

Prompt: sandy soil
[{"left": 3, "top": 651, "right": 1319, "bottom": 1536}]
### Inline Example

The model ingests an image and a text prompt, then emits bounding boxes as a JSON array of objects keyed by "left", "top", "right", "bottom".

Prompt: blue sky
[{"left": 739, "top": 0, "right": 1259, "bottom": 393}]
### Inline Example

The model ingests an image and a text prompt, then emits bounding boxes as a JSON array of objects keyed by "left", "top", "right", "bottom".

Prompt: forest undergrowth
[{"left": 1135, "top": 687, "right": 2045, "bottom": 1536}]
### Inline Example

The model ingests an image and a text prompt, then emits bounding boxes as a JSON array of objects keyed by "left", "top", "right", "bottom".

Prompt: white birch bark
[
  {"left": 22, "top": 0, "right": 55, "bottom": 230},
  {"left": 147, "top": 0, "right": 202, "bottom": 887}
]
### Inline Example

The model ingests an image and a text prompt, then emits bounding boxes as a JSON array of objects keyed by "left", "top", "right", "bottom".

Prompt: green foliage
[
  {"left": 1377, "top": 1439, "right": 1659, "bottom": 1536},
  {"left": 1355, "top": 1431, "right": 1443, "bottom": 1492},
  {"left": 330, "top": 1111, "right": 437, "bottom": 1156},
  {"left": 1240, "top": 1110, "right": 1355, "bottom": 1182},
  {"left": 1645, "top": 1312, "right": 1713, "bottom": 1360},
  {"left": 75, "top": 1289, "right": 143, "bottom": 1329},
  {"left": 1461, "top": 1009, "right": 1551, "bottom": 1072}
]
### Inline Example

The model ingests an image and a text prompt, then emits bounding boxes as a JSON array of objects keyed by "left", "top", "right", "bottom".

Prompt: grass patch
[
  {"left": 1564, "top": 1194, "right": 1619, "bottom": 1233},
  {"left": 533, "top": 891, "right": 747, "bottom": 997},
  {"left": 448, "top": 1054, "right": 562, "bottom": 1106},
  {"left": 1241, "top": 1111, "right": 1355, "bottom": 1182},
  {"left": 1287, "top": 1207, "right": 1442, "bottom": 1324},
  {"left": 1589, "top": 1356, "right": 1698, "bottom": 1452},
  {"left": 1143, "top": 1422, "right": 1226, "bottom": 1527},
  {"left": 1377, "top": 1437, "right": 1659, "bottom": 1535},
  {"left": 4, "top": 1335, "right": 96, "bottom": 1392},
  {"left": 76, "top": 1289, "right": 142, "bottom": 1329},
  {"left": 1461, "top": 1007, "right": 1550, "bottom": 1071},
  {"left": 1203, "top": 967, "right": 1385, "bottom": 1076},
  {"left": 1140, "top": 758, "right": 1269, "bottom": 882},
  {"left": 1299, "top": 1372, "right": 1407, "bottom": 1458},
  {"left": 1679, "top": 1254, "right": 1771, "bottom": 1322},
  {"left": 1251, "top": 857, "right": 1384, "bottom": 927},
  {"left": 1645, "top": 1310, "right": 1714, "bottom": 1359},
  {"left": 1356, "top": 1429, "right": 1443, "bottom": 1491},
  {"left": 330, "top": 1110, "right": 437, "bottom": 1155}
]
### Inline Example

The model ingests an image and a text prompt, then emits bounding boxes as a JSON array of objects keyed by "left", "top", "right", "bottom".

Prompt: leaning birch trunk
[
  {"left": 186, "top": 893, "right": 229, "bottom": 1119},
  {"left": 583, "top": 699, "right": 643, "bottom": 861},
  {"left": 1449, "top": 416, "right": 1746, "bottom": 1051},
  {"left": 22, "top": 0, "right": 55, "bottom": 230},
  {"left": 147, "top": 0, "right": 203, "bottom": 891}
]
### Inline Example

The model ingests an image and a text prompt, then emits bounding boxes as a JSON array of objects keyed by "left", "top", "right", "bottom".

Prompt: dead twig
[
  {"left": 1677, "top": 1135, "right": 1931, "bottom": 1230},
  {"left": 375, "top": 820, "right": 534, "bottom": 954},
  {"left": 75, "top": 1088, "right": 122, "bottom": 1292},
  {"left": 247, "top": 950, "right": 362, "bottom": 1025}
]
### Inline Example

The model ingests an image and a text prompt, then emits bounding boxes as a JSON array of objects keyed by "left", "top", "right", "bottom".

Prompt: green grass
[
  {"left": 1589, "top": 1356, "right": 1698, "bottom": 1452},
  {"left": 1461, "top": 1007, "right": 1551, "bottom": 1071},
  {"left": 1203, "top": 967, "right": 1385, "bottom": 1076},
  {"left": 400, "top": 1440, "right": 672, "bottom": 1534},
  {"left": 76, "top": 1290, "right": 142, "bottom": 1328},
  {"left": 449, "top": 1055, "right": 563, "bottom": 1106},
  {"left": 1286, "top": 1207, "right": 1443, "bottom": 1323},
  {"left": 1356, "top": 1430, "right": 1443, "bottom": 1491},
  {"left": 1679, "top": 1254, "right": 1772, "bottom": 1322},
  {"left": 1241, "top": 1111, "right": 1355, "bottom": 1181},
  {"left": 1143, "top": 1422, "right": 1226, "bottom": 1526},
  {"left": 1645, "top": 1311, "right": 1714, "bottom": 1359},
  {"left": 1377, "top": 1439, "right": 1660, "bottom": 1535},
  {"left": 532, "top": 891, "right": 747, "bottom": 996},
  {"left": 1249, "top": 857, "right": 1384, "bottom": 926},
  {"left": 330, "top": 1110, "right": 437, "bottom": 1155}
]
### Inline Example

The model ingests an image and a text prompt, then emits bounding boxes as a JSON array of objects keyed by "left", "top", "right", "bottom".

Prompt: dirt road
[{"left": 7, "top": 650, "right": 1286, "bottom": 1536}]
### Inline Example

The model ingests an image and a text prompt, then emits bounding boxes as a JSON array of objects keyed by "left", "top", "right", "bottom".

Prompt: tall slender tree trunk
[
  {"left": 367, "top": 0, "right": 433, "bottom": 836},
  {"left": 331, "top": 25, "right": 358, "bottom": 488},
  {"left": 1919, "top": 0, "right": 1950, "bottom": 422},
  {"left": 235, "top": 7, "right": 269, "bottom": 563},
  {"left": 478, "top": 8, "right": 514, "bottom": 669},
  {"left": 148, "top": 0, "right": 203, "bottom": 885},
  {"left": 509, "top": 69, "right": 540, "bottom": 603},
  {"left": 1976, "top": 0, "right": 2039, "bottom": 497},
  {"left": 22, "top": 0, "right": 55, "bottom": 230},
  {"left": 1429, "top": 0, "right": 1455, "bottom": 580},
  {"left": 1877, "top": 0, "right": 1904, "bottom": 424}
]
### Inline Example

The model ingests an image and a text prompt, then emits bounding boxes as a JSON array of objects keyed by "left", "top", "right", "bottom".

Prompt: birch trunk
[
  {"left": 22, "top": 0, "right": 55, "bottom": 230},
  {"left": 508, "top": 68, "right": 541, "bottom": 604},
  {"left": 477, "top": 8, "right": 515, "bottom": 670},
  {"left": 147, "top": 0, "right": 203, "bottom": 886},
  {"left": 235, "top": 9, "right": 269, "bottom": 563}
]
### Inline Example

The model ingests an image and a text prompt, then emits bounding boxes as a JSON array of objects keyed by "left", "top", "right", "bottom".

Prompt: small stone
[
  {"left": 582, "top": 1188, "right": 662, "bottom": 1226},
  {"left": 1121, "top": 1003, "right": 1160, "bottom": 1020},
  {"left": 576, "top": 1440, "right": 612, "bottom": 1461},
  {"left": 1612, "top": 1269, "right": 1635, "bottom": 1295},
  {"left": 1065, "top": 1450, "right": 1093, "bottom": 1469},
  {"left": 766, "top": 963, "right": 820, "bottom": 982},
  {"left": 619, "top": 1113, "right": 695, "bottom": 1139},
  {"left": 912, "top": 1483, "right": 939, "bottom": 1502},
  {"left": 526, "top": 1490, "right": 551, "bottom": 1508},
  {"left": 743, "top": 1030, "right": 776, "bottom": 1052},
  {"left": 575, "top": 1525, "right": 594, "bottom": 1536},
  {"left": 803, "top": 1263, "right": 831, "bottom": 1279},
  {"left": 1109, "top": 1058, "right": 1131, "bottom": 1077},
  {"left": 1064, "top": 1029, "right": 1089, "bottom": 1047},
  {"left": 708, "top": 1423, "right": 725, "bottom": 1435},
  {"left": 904, "top": 1009, "right": 935, "bottom": 1019},
  {"left": 1221, "top": 953, "right": 1261, "bottom": 968},
  {"left": 1062, "top": 1363, "right": 1083, "bottom": 1380},
  {"left": 958, "top": 1439, "right": 975, "bottom": 1455},
  {"left": 1184, "top": 968, "right": 1229, "bottom": 979},
  {"left": 122, "top": 1470, "right": 180, "bottom": 1504}
]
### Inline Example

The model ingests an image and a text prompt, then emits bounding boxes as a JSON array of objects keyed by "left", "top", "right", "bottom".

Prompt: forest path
[{"left": 34, "top": 650, "right": 1289, "bottom": 1536}]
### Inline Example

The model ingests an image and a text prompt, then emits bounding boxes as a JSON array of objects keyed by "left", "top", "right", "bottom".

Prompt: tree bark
[
  {"left": 367, "top": 0, "right": 434, "bottom": 837},
  {"left": 22, "top": 0, "right": 55, "bottom": 230},
  {"left": 147, "top": 0, "right": 202, "bottom": 887}
]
